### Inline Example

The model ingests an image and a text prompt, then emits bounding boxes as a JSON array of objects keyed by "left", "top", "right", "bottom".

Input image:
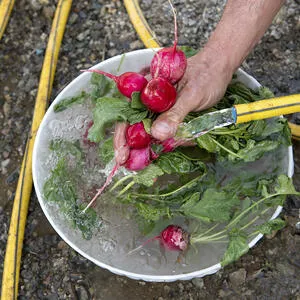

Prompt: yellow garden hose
[
  {"left": 0, "top": 0, "right": 15, "bottom": 40},
  {"left": 289, "top": 122, "right": 300, "bottom": 141},
  {"left": 123, "top": 0, "right": 300, "bottom": 140},
  {"left": 1, "top": 0, "right": 72, "bottom": 298},
  {"left": 234, "top": 94, "right": 300, "bottom": 124},
  {"left": 123, "top": 0, "right": 160, "bottom": 48}
]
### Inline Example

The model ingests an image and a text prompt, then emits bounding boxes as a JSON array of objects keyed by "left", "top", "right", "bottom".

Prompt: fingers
[
  {"left": 151, "top": 97, "right": 192, "bottom": 141},
  {"left": 113, "top": 122, "right": 130, "bottom": 165}
]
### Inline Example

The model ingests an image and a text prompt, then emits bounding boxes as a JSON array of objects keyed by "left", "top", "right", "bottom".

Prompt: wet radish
[
  {"left": 151, "top": 48, "right": 187, "bottom": 85},
  {"left": 160, "top": 225, "right": 190, "bottom": 251},
  {"left": 150, "top": 0, "right": 187, "bottom": 84},
  {"left": 126, "top": 122, "right": 151, "bottom": 149},
  {"left": 124, "top": 147, "right": 151, "bottom": 171},
  {"left": 161, "top": 137, "right": 177, "bottom": 153},
  {"left": 128, "top": 225, "right": 190, "bottom": 255},
  {"left": 82, "top": 69, "right": 148, "bottom": 98},
  {"left": 141, "top": 78, "right": 177, "bottom": 113}
]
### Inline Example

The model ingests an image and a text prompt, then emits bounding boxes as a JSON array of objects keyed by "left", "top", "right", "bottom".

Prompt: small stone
[
  {"left": 75, "top": 285, "right": 90, "bottom": 300},
  {"left": 243, "top": 290, "right": 254, "bottom": 296},
  {"left": 6, "top": 168, "right": 19, "bottom": 184},
  {"left": 191, "top": 277, "right": 204, "bottom": 289},
  {"left": 53, "top": 257, "right": 65, "bottom": 268},
  {"left": 43, "top": 6, "right": 55, "bottom": 19},
  {"left": 57, "top": 240, "right": 67, "bottom": 249},
  {"left": 7, "top": 189, "right": 13, "bottom": 200},
  {"left": 3, "top": 102, "right": 11, "bottom": 117},
  {"left": 272, "top": 48, "right": 282, "bottom": 59},
  {"left": 138, "top": 281, "right": 146, "bottom": 286},
  {"left": 129, "top": 40, "right": 143, "bottom": 50},
  {"left": 69, "top": 13, "right": 78, "bottom": 25},
  {"left": 30, "top": 0, "right": 42, "bottom": 10},
  {"left": 1, "top": 159, "right": 10, "bottom": 168},
  {"left": 108, "top": 49, "right": 118, "bottom": 57},
  {"left": 2, "top": 151, "right": 10, "bottom": 159},
  {"left": 4, "top": 93, "right": 11, "bottom": 102},
  {"left": 178, "top": 282, "right": 184, "bottom": 293},
  {"left": 76, "top": 30, "right": 89, "bottom": 42},
  {"left": 40, "top": 32, "right": 48, "bottom": 41},
  {"left": 163, "top": 285, "right": 171, "bottom": 294},
  {"left": 229, "top": 268, "right": 247, "bottom": 288},
  {"left": 270, "top": 29, "right": 281, "bottom": 40},
  {"left": 218, "top": 289, "right": 232, "bottom": 298}
]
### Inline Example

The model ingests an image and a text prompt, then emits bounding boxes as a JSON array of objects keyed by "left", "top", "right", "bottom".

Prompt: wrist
[{"left": 194, "top": 44, "right": 235, "bottom": 84}]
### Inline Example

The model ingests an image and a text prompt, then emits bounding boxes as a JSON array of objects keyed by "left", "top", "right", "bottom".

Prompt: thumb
[{"left": 151, "top": 100, "right": 191, "bottom": 141}]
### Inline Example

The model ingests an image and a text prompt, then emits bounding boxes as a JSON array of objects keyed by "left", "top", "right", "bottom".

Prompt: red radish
[
  {"left": 141, "top": 78, "right": 177, "bottom": 113},
  {"left": 160, "top": 225, "right": 189, "bottom": 251},
  {"left": 150, "top": 137, "right": 186, "bottom": 157},
  {"left": 151, "top": 48, "right": 187, "bottom": 85},
  {"left": 161, "top": 137, "right": 177, "bottom": 153},
  {"left": 150, "top": 148, "right": 160, "bottom": 160},
  {"left": 124, "top": 147, "right": 151, "bottom": 171},
  {"left": 129, "top": 225, "right": 189, "bottom": 255},
  {"left": 126, "top": 122, "right": 151, "bottom": 149},
  {"left": 150, "top": 0, "right": 187, "bottom": 84},
  {"left": 81, "top": 69, "right": 148, "bottom": 98}
]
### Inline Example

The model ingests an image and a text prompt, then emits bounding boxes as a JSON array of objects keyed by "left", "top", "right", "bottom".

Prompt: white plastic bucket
[{"left": 32, "top": 49, "right": 294, "bottom": 282}]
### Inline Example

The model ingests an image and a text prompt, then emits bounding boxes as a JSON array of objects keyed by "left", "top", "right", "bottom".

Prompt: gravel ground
[{"left": 0, "top": 0, "right": 300, "bottom": 299}]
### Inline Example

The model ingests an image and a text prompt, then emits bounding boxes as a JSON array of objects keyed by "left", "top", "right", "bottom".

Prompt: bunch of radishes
[
  {"left": 82, "top": 0, "right": 186, "bottom": 174},
  {"left": 82, "top": 1, "right": 190, "bottom": 250}
]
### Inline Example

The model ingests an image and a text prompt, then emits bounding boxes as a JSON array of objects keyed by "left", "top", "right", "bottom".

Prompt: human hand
[
  {"left": 151, "top": 49, "right": 234, "bottom": 141},
  {"left": 113, "top": 48, "right": 234, "bottom": 163}
]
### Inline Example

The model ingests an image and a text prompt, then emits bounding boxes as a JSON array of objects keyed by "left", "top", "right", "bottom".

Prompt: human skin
[{"left": 115, "top": 0, "right": 285, "bottom": 164}]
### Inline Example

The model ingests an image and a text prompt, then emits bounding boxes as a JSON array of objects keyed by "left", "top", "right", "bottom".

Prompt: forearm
[{"left": 199, "top": 0, "right": 285, "bottom": 73}]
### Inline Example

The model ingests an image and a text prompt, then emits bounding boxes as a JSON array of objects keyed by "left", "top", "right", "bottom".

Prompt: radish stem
[
  {"left": 110, "top": 174, "right": 133, "bottom": 192},
  {"left": 82, "top": 163, "right": 119, "bottom": 213},
  {"left": 211, "top": 137, "right": 243, "bottom": 158},
  {"left": 81, "top": 69, "right": 117, "bottom": 81},
  {"left": 168, "top": 0, "right": 178, "bottom": 49},
  {"left": 130, "top": 173, "right": 206, "bottom": 199},
  {"left": 118, "top": 181, "right": 135, "bottom": 196}
]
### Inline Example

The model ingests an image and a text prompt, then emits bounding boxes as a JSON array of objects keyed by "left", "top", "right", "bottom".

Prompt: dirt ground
[{"left": 0, "top": 0, "right": 300, "bottom": 299}]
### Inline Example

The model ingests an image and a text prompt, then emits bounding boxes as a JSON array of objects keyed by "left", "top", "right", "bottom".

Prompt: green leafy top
[
  {"left": 221, "top": 229, "right": 249, "bottom": 266},
  {"left": 132, "top": 164, "right": 164, "bottom": 187},
  {"left": 87, "top": 97, "right": 129, "bottom": 142},
  {"left": 43, "top": 158, "right": 98, "bottom": 240},
  {"left": 44, "top": 52, "right": 298, "bottom": 264},
  {"left": 181, "top": 189, "right": 240, "bottom": 222},
  {"left": 54, "top": 91, "right": 88, "bottom": 112}
]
